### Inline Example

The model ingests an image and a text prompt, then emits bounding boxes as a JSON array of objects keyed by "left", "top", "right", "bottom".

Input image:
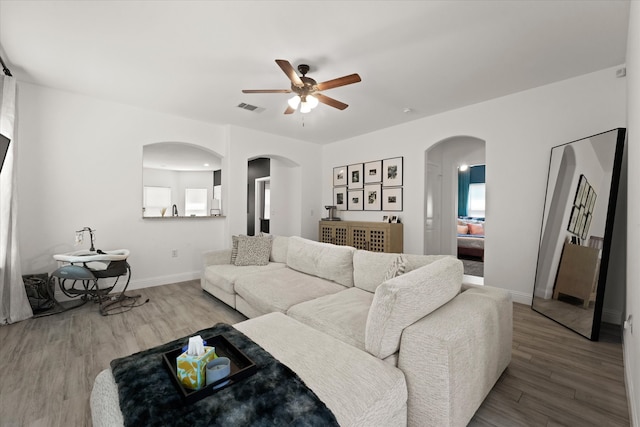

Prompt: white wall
[
  {"left": 270, "top": 157, "right": 302, "bottom": 237},
  {"left": 16, "top": 82, "right": 228, "bottom": 288},
  {"left": 625, "top": 2, "right": 639, "bottom": 424},
  {"left": 323, "top": 66, "right": 626, "bottom": 304},
  {"left": 15, "top": 83, "right": 321, "bottom": 290}
]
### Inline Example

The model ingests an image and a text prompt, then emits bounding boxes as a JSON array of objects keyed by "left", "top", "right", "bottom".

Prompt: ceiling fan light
[
  {"left": 300, "top": 102, "right": 312, "bottom": 114},
  {"left": 307, "top": 95, "right": 319, "bottom": 109},
  {"left": 288, "top": 95, "right": 301, "bottom": 109}
]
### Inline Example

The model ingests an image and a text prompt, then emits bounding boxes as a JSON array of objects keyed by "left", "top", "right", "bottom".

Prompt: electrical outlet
[
  {"left": 171, "top": 249, "right": 178, "bottom": 258},
  {"left": 624, "top": 315, "right": 633, "bottom": 334}
]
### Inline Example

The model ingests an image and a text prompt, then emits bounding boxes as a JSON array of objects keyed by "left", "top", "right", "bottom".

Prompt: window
[
  {"left": 185, "top": 188, "right": 208, "bottom": 216},
  {"left": 263, "top": 184, "right": 270, "bottom": 220},
  {"left": 143, "top": 186, "right": 171, "bottom": 217},
  {"left": 467, "top": 183, "right": 486, "bottom": 218}
]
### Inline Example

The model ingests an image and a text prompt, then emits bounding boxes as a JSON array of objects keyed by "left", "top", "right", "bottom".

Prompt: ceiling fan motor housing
[{"left": 292, "top": 77, "right": 318, "bottom": 97}]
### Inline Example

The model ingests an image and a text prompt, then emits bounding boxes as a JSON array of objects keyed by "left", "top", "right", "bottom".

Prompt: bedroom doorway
[{"left": 424, "top": 136, "right": 486, "bottom": 278}]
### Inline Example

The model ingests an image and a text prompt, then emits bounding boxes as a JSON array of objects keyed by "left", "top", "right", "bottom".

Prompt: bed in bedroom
[{"left": 457, "top": 220, "right": 485, "bottom": 261}]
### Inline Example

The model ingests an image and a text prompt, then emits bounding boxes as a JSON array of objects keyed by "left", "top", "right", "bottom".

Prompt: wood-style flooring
[{"left": 0, "top": 280, "right": 629, "bottom": 426}]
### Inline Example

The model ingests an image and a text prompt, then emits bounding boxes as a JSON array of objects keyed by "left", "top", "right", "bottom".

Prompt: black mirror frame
[{"left": 532, "top": 128, "right": 626, "bottom": 341}]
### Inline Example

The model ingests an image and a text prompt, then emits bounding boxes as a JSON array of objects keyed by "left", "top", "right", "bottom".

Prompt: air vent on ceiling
[{"left": 237, "top": 102, "right": 265, "bottom": 113}]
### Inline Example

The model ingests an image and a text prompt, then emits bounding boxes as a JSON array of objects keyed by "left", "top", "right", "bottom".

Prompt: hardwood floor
[
  {"left": 471, "top": 303, "right": 629, "bottom": 426},
  {"left": 0, "top": 281, "right": 629, "bottom": 426}
]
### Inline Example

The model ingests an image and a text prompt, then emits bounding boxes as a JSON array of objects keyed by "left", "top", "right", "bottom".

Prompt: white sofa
[
  {"left": 90, "top": 235, "right": 511, "bottom": 427},
  {"left": 200, "top": 235, "right": 512, "bottom": 426}
]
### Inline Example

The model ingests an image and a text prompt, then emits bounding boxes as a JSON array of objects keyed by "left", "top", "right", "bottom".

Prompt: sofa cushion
[
  {"left": 365, "top": 256, "right": 463, "bottom": 359},
  {"left": 286, "top": 236, "right": 355, "bottom": 287},
  {"left": 353, "top": 251, "right": 404, "bottom": 293},
  {"left": 234, "top": 267, "right": 347, "bottom": 315},
  {"left": 353, "top": 251, "right": 448, "bottom": 293},
  {"left": 269, "top": 235, "right": 289, "bottom": 263},
  {"left": 403, "top": 253, "right": 451, "bottom": 273},
  {"left": 234, "top": 313, "right": 408, "bottom": 427},
  {"left": 234, "top": 235, "right": 272, "bottom": 266},
  {"left": 287, "top": 287, "right": 374, "bottom": 350},
  {"left": 203, "top": 263, "right": 286, "bottom": 294}
]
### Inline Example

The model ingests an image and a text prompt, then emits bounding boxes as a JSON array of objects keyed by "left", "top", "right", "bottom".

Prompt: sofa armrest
[
  {"left": 398, "top": 286, "right": 512, "bottom": 427},
  {"left": 203, "top": 249, "right": 232, "bottom": 267}
]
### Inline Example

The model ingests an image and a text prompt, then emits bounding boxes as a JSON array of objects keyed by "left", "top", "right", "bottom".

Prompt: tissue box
[{"left": 176, "top": 346, "right": 217, "bottom": 390}]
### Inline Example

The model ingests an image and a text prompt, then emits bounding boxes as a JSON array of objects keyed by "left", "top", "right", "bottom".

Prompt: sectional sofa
[
  {"left": 200, "top": 235, "right": 512, "bottom": 426},
  {"left": 91, "top": 234, "right": 512, "bottom": 427}
]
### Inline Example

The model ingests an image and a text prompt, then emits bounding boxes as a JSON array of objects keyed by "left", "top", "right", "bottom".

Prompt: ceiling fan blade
[
  {"left": 284, "top": 106, "right": 295, "bottom": 115},
  {"left": 242, "top": 89, "right": 292, "bottom": 93},
  {"left": 275, "top": 59, "right": 304, "bottom": 88},
  {"left": 316, "top": 74, "right": 361, "bottom": 91},
  {"left": 315, "top": 93, "right": 349, "bottom": 110}
]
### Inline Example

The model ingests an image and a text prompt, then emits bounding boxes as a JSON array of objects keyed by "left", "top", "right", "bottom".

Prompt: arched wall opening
[
  {"left": 424, "top": 136, "right": 486, "bottom": 274},
  {"left": 246, "top": 154, "right": 302, "bottom": 237},
  {"left": 534, "top": 145, "right": 577, "bottom": 298}
]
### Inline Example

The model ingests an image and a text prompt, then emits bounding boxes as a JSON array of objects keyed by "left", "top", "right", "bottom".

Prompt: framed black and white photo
[
  {"left": 574, "top": 174, "right": 587, "bottom": 206},
  {"left": 348, "top": 190, "right": 364, "bottom": 210},
  {"left": 585, "top": 187, "right": 594, "bottom": 212},
  {"left": 334, "top": 187, "right": 347, "bottom": 211},
  {"left": 582, "top": 213, "right": 592, "bottom": 239},
  {"left": 581, "top": 183, "right": 590, "bottom": 207},
  {"left": 333, "top": 166, "right": 347, "bottom": 187},
  {"left": 364, "top": 160, "right": 382, "bottom": 183},
  {"left": 382, "top": 157, "right": 403, "bottom": 187},
  {"left": 588, "top": 189, "right": 597, "bottom": 213},
  {"left": 348, "top": 163, "right": 364, "bottom": 189},
  {"left": 568, "top": 206, "right": 580, "bottom": 233},
  {"left": 382, "top": 187, "right": 403, "bottom": 211},
  {"left": 364, "top": 184, "right": 381, "bottom": 211},
  {"left": 577, "top": 205, "right": 586, "bottom": 235},
  {"left": 382, "top": 215, "right": 389, "bottom": 223}
]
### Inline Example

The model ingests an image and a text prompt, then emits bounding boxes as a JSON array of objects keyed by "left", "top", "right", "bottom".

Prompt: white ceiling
[{"left": 0, "top": 1, "right": 630, "bottom": 145}]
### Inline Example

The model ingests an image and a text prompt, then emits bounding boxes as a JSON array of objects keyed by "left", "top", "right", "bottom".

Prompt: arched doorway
[
  {"left": 425, "top": 136, "right": 486, "bottom": 278},
  {"left": 247, "top": 155, "right": 302, "bottom": 236}
]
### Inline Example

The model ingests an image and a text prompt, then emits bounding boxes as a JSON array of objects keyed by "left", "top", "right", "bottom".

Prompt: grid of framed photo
[
  {"left": 567, "top": 174, "right": 597, "bottom": 239},
  {"left": 332, "top": 157, "right": 403, "bottom": 211}
]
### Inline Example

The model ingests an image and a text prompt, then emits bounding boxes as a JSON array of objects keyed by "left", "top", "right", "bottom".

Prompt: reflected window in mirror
[{"left": 142, "top": 142, "right": 223, "bottom": 218}]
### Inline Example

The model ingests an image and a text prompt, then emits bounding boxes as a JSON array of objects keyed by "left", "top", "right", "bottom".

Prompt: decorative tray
[{"left": 161, "top": 333, "right": 257, "bottom": 405}]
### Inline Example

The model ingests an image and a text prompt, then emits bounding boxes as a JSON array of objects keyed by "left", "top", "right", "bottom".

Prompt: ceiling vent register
[{"left": 237, "top": 103, "right": 264, "bottom": 112}]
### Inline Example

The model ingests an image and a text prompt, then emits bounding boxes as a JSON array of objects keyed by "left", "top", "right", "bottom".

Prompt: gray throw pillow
[
  {"left": 383, "top": 254, "right": 407, "bottom": 281},
  {"left": 234, "top": 235, "right": 272, "bottom": 266},
  {"left": 230, "top": 235, "right": 240, "bottom": 264}
]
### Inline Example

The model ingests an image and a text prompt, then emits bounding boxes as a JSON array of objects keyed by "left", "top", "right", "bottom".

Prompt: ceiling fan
[{"left": 242, "top": 59, "right": 361, "bottom": 114}]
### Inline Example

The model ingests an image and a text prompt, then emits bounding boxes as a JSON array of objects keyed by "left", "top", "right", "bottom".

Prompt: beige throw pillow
[
  {"left": 234, "top": 235, "right": 272, "bottom": 266},
  {"left": 365, "top": 257, "right": 463, "bottom": 359}
]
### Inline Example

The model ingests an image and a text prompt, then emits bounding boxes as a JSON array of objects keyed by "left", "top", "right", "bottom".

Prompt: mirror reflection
[
  {"left": 142, "top": 142, "right": 222, "bottom": 218},
  {"left": 532, "top": 129, "right": 625, "bottom": 340}
]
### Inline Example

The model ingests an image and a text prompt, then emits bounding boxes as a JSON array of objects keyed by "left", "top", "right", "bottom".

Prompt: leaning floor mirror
[{"left": 532, "top": 128, "right": 625, "bottom": 340}]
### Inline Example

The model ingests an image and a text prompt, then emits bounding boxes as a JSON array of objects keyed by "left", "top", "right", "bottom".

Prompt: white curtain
[{"left": 0, "top": 75, "right": 32, "bottom": 324}]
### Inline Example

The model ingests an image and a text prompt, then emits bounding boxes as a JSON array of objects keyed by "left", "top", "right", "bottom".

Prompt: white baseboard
[
  {"left": 624, "top": 338, "right": 639, "bottom": 427},
  {"left": 509, "top": 290, "right": 533, "bottom": 306},
  {"left": 53, "top": 271, "right": 201, "bottom": 302},
  {"left": 127, "top": 271, "right": 201, "bottom": 290}
]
